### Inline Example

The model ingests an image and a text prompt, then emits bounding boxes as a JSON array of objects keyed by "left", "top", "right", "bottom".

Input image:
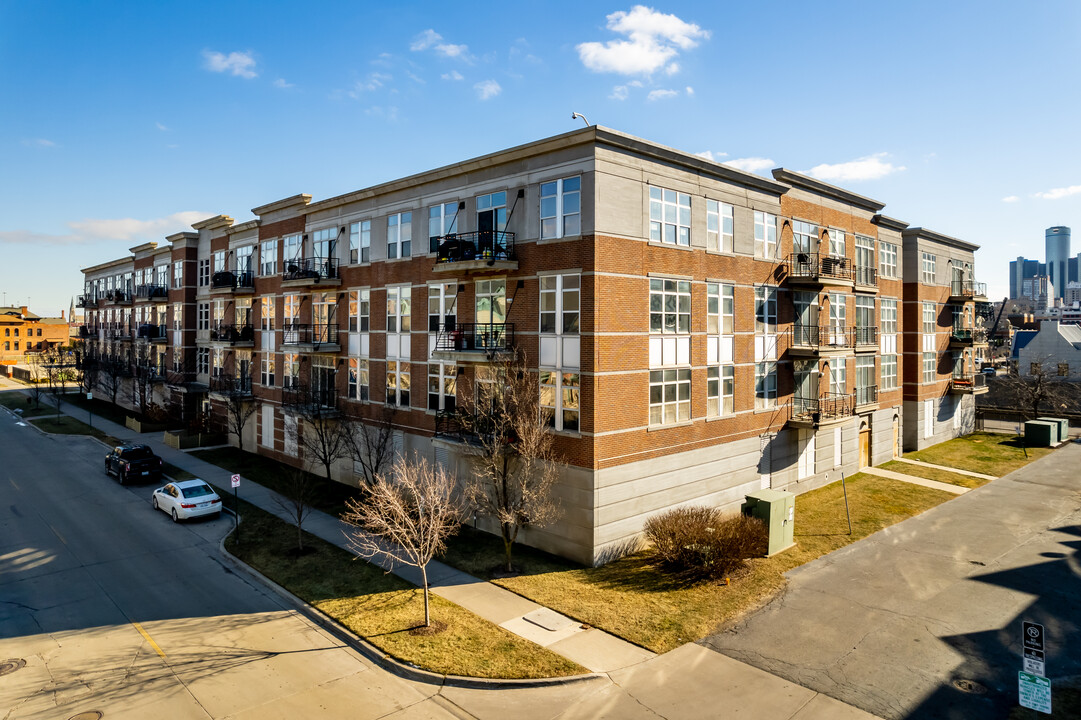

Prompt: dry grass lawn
[
  {"left": 0, "top": 391, "right": 53, "bottom": 418},
  {"left": 879, "top": 460, "right": 989, "bottom": 489},
  {"left": 226, "top": 500, "right": 584, "bottom": 679},
  {"left": 29, "top": 415, "right": 121, "bottom": 445},
  {"left": 444, "top": 473, "right": 954, "bottom": 653},
  {"left": 904, "top": 431, "right": 1053, "bottom": 476}
]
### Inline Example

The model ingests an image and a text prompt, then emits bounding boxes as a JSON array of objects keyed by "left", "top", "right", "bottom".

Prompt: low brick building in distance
[
  {"left": 79, "top": 126, "right": 990, "bottom": 565},
  {"left": 0, "top": 306, "right": 71, "bottom": 363}
]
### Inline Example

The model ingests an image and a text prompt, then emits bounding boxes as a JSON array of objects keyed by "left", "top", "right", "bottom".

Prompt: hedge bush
[{"left": 643, "top": 506, "right": 767, "bottom": 580}]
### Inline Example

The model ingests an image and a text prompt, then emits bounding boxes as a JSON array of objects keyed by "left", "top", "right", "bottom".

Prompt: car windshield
[
  {"left": 122, "top": 447, "right": 154, "bottom": 459},
  {"left": 181, "top": 484, "right": 214, "bottom": 499}
]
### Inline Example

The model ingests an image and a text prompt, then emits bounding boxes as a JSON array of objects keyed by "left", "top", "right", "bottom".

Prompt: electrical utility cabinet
[
  {"left": 742, "top": 489, "right": 795, "bottom": 556},
  {"left": 1037, "top": 417, "right": 1069, "bottom": 443},
  {"left": 1024, "top": 420, "right": 1056, "bottom": 447}
]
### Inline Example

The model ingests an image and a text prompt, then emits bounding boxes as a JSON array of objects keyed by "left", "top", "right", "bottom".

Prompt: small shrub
[
  {"left": 145, "top": 403, "right": 171, "bottom": 423},
  {"left": 644, "top": 506, "right": 767, "bottom": 580}
]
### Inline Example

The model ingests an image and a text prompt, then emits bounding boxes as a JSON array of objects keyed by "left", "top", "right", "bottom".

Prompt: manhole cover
[
  {"left": 68, "top": 712, "right": 103, "bottom": 720},
  {"left": 0, "top": 658, "right": 25, "bottom": 676},
  {"left": 952, "top": 678, "right": 987, "bottom": 695}
]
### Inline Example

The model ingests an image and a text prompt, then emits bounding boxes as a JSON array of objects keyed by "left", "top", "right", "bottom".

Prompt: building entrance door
[{"left": 859, "top": 423, "right": 871, "bottom": 468}]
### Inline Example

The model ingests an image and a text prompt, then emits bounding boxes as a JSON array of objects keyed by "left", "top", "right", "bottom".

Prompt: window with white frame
[
  {"left": 428, "top": 362, "right": 456, "bottom": 411},
  {"left": 881, "top": 298, "right": 897, "bottom": 334},
  {"left": 879, "top": 241, "right": 898, "bottom": 278},
  {"left": 261, "top": 352, "right": 275, "bottom": 387},
  {"left": 196, "top": 348, "right": 209, "bottom": 375},
  {"left": 284, "top": 294, "right": 300, "bottom": 330},
  {"left": 236, "top": 245, "right": 255, "bottom": 276},
  {"left": 707, "top": 365, "right": 735, "bottom": 417},
  {"left": 173, "top": 261, "right": 183, "bottom": 288},
  {"left": 313, "top": 227, "right": 337, "bottom": 262},
  {"left": 172, "top": 303, "right": 182, "bottom": 332},
  {"left": 707, "top": 283, "right": 735, "bottom": 335},
  {"left": 649, "top": 279, "right": 691, "bottom": 334},
  {"left": 387, "top": 212, "right": 412, "bottom": 259},
  {"left": 540, "top": 177, "right": 581, "bottom": 240},
  {"left": 197, "top": 302, "right": 209, "bottom": 331},
  {"left": 922, "top": 253, "right": 937, "bottom": 284},
  {"left": 350, "top": 289, "right": 371, "bottom": 333},
  {"left": 828, "top": 228, "right": 845, "bottom": 256},
  {"left": 540, "top": 274, "right": 580, "bottom": 334},
  {"left": 155, "top": 264, "right": 168, "bottom": 288},
  {"left": 198, "top": 259, "right": 209, "bottom": 287},
  {"left": 428, "top": 203, "right": 458, "bottom": 253},
  {"left": 754, "top": 211, "right": 779, "bottom": 259},
  {"left": 387, "top": 286, "right": 411, "bottom": 334},
  {"left": 856, "top": 356, "right": 875, "bottom": 405},
  {"left": 283, "top": 352, "right": 299, "bottom": 388},
  {"left": 649, "top": 187, "right": 691, "bottom": 246},
  {"left": 706, "top": 199, "right": 734, "bottom": 252},
  {"left": 213, "top": 250, "right": 226, "bottom": 274},
  {"left": 707, "top": 282, "right": 735, "bottom": 417},
  {"left": 923, "top": 302, "right": 936, "bottom": 335},
  {"left": 923, "top": 352, "right": 936, "bottom": 383},
  {"left": 754, "top": 362, "right": 777, "bottom": 410},
  {"left": 649, "top": 368, "right": 690, "bottom": 424},
  {"left": 349, "top": 220, "right": 371, "bottom": 264},
  {"left": 261, "top": 239, "right": 278, "bottom": 275},
  {"left": 283, "top": 234, "right": 302, "bottom": 264},
  {"left": 540, "top": 370, "right": 580, "bottom": 431},
  {"left": 755, "top": 285, "right": 777, "bottom": 335},
  {"left": 829, "top": 359, "right": 846, "bottom": 396},
  {"left": 881, "top": 354, "right": 897, "bottom": 390},
  {"left": 387, "top": 360, "right": 410, "bottom": 407},
  {"left": 793, "top": 220, "right": 817, "bottom": 255},
  {"left": 427, "top": 283, "right": 456, "bottom": 333},
  {"left": 349, "top": 357, "right": 369, "bottom": 400}
]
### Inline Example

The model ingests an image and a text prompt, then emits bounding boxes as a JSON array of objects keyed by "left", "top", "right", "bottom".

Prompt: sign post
[
  {"left": 1020, "top": 621, "right": 1050, "bottom": 714},
  {"left": 86, "top": 392, "right": 93, "bottom": 429},
  {"left": 231, "top": 474, "right": 241, "bottom": 543}
]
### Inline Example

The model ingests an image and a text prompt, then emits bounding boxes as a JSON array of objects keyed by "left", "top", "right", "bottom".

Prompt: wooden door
[{"left": 859, "top": 425, "right": 871, "bottom": 468}]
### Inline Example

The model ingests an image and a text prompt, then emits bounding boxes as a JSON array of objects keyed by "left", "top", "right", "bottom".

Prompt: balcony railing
[
  {"left": 211, "top": 323, "right": 255, "bottom": 344},
  {"left": 790, "top": 325, "right": 855, "bottom": 351},
  {"left": 135, "top": 284, "right": 168, "bottom": 299},
  {"left": 434, "top": 231, "right": 516, "bottom": 265},
  {"left": 76, "top": 295, "right": 97, "bottom": 308},
  {"left": 210, "top": 373, "right": 252, "bottom": 396},
  {"left": 950, "top": 280, "right": 988, "bottom": 299},
  {"left": 78, "top": 325, "right": 92, "bottom": 338},
  {"left": 950, "top": 373, "right": 987, "bottom": 392},
  {"left": 786, "top": 253, "right": 853, "bottom": 283},
  {"left": 791, "top": 392, "right": 854, "bottom": 424},
  {"left": 165, "top": 370, "right": 197, "bottom": 386},
  {"left": 104, "top": 290, "right": 132, "bottom": 304},
  {"left": 855, "top": 384, "right": 879, "bottom": 406},
  {"left": 282, "top": 257, "right": 338, "bottom": 283},
  {"left": 434, "top": 409, "right": 498, "bottom": 443},
  {"left": 211, "top": 271, "right": 255, "bottom": 290},
  {"left": 854, "top": 265, "right": 878, "bottom": 287},
  {"left": 951, "top": 325, "right": 988, "bottom": 344},
  {"left": 854, "top": 326, "right": 879, "bottom": 347},
  {"left": 134, "top": 363, "right": 165, "bottom": 383},
  {"left": 434, "top": 322, "right": 514, "bottom": 354},
  {"left": 137, "top": 324, "right": 168, "bottom": 341},
  {"left": 282, "top": 323, "right": 339, "bottom": 347},
  {"left": 282, "top": 383, "right": 338, "bottom": 411}
]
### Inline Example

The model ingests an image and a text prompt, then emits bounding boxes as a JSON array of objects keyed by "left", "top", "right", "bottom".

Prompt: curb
[{"left": 214, "top": 526, "right": 607, "bottom": 690}]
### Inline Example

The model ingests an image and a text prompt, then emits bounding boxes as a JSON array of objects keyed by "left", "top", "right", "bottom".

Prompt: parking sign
[{"left": 231, "top": 474, "right": 240, "bottom": 488}]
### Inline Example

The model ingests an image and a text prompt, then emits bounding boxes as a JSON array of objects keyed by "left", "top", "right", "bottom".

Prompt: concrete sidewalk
[{"left": 5, "top": 387, "right": 880, "bottom": 719}]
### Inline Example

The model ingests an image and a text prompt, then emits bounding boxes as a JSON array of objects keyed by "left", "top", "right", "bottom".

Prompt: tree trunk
[
  {"left": 296, "top": 522, "right": 303, "bottom": 552},
  {"left": 501, "top": 524, "right": 514, "bottom": 573},
  {"left": 421, "top": 565, "right": 430, "bottom": 627}
]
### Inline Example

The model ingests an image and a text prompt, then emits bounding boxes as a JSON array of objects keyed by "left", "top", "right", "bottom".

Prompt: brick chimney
[{"left": 20, "top": 305, "right": 28, "bottom": 316}]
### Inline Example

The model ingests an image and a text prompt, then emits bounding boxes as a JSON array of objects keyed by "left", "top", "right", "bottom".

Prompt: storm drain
[
  {"left": 0, "top": 658, "right": 25, "bottom": 676},
  {"left": 952, "top": 678, "right": 987, "bottom": 695},
  {"left": 68, "top": 712, "right": 104, "bottom": 720}
]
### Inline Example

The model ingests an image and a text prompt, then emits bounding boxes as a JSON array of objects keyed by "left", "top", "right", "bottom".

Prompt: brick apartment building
[
  {"left": 0, "top": 306, "right": 71, "bottom": 363},
  {"left": 78, "top": 126, "right": 989, "bottom": 564}
]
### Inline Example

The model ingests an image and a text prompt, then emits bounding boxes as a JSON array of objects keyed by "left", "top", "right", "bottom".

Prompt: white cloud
[
  {"left": 273, "top": 78, "right": 295, "bottom": 89},
  {"left": 406, "top": 71, "right": 425, "bottom": 84},
  {"left": 1034, "top": 185, "right": 1081, "bottom": 200},
  {"left": 442, "top": 70, "right": 464, "bottom": 81},
  {"left": 410, "top": 29, "right": 442, "bottom": 51},
  {"left": 0, "top": 211, "right": 209, "bottom": 247},
  {"left": 806, "top": 153, "right": 905, "bottom": 182},
  {"left": 201, "top": 49, "right": 257, "bottom": 79},
  {"left": 364, "top": 106, "right": 400, "bottom": 122},
  {"left": 474, "top": 79, "right": 502, "bottom": 100},
  {"left": 647, "top": 88, "right": 678, "bottom": 101},
  {"left": 610, "top": 85, "right": 629, "bottom": 101},
  {"left": 351, "top": 72, "right": 392, "bottom": 95},
  {"left": 665, "top": 63, "right": 680, "bottom": 75},
  {"left": 724, "top": 157, "right": 775, "bottom": 173},
  {"left": 155, "top": 122, "right": 168, "bottom": 131},
  {"left": 695, "top": 150, "right": 727, "bottom": 162},
  {"left": 577, "top": 5, "right": 709, "bottom": 75},
  {"left": 1001, "top": 195, "right": 1020, "bottom": 203},
  {"left": 436, "top": 43, "right": 470, "bottom": 59},
  {"left": 372, "top": 52, "right": 394, "bottom": 68},
  {"left": 685, "top": 86, "right": 694, "bottom": 96},
  {"left": 411, "top": 28, "right": 473, "bottom": 61},
  {"left": 21, "top": 138, "right": 56, "bottom": 148}
]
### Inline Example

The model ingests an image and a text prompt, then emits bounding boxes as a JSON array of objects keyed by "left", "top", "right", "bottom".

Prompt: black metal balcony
[
  {"left": 855, "top": 384, "right": 879, "bottom": 407},
  {"left": 434, "top": 322, "right": 514, "bottom": 355},
  {"left": 786, "top": 253, "right": 853, "bottom": 284},
  {"left": 950, "top": 325, "right": 988, "bottom": 344},
  {"left": 134, "top": 363, "right": 165, "bottom": 383},
  {"left": 210, "top": 373, "right": 252, "bottom": 396},
  {"left": 855, "top": 326, "right": 879, "bottom": 347},
  {"left": 165, "top": 370, "right": 197, "bottom": 386},
  {"left": 282, "top": 383, "right": 338, "bottom": 412},
  {"left": 950, "top": 373, "right": 988, "bottom": 393},
  {"left": 789, "top": 325, "right": 855, "bottom": 352},
  {"left": 282, "top": 257, "right": 339, "bottom": 283},
  {"left": 949, "top": 280, "right": 988, "bottom": 300},
  {"left": 790, "top": 392, "right": 854, "bottom": 425},
  {"left": 210, "top": 323, "right": 255, "bottom": 344},
  {"left": 104, "top": 290, "right": 132, "bottom": 305},
  {"left": 854, "top": 265, "right": 878, "bottom": 287},
  {"left": 137, "top": 324, "right": 168, "bottom": 341},
  {"left": 211, "top": 271, "right": 255, "bottom": 291},
  {"left": 434, "top": 231, "right": 516, "bottom": 266},
  {"left": 281, "top": 323, "right": 339, "bottom": 348},
  {"left": 78, "top": 325, "right": 92, "bottom": 338},
  {"left": 434, "top": 408, "right": 497, "bottom": 444},
  {"left": 135, "top": 284, "right": 168, "bottom": 299},
  {"left": 76, "top": 295, "right": 97, "bottom": 308}
]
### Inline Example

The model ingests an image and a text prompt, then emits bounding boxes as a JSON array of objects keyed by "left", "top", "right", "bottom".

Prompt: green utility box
[
  {"left": 742, "top": 489, "right": 795, "bottom": 557},
  {"left": 1024, "top": 421, "right": 1056, "bottom": 447},
  {"left": 1037, "top": 417, "right": 1069, "bottom": 443}
]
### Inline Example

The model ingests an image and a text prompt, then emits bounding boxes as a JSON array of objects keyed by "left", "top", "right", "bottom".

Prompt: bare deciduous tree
[
  {"left": 41, "top": 345, "right": 77, "bottom": 421},
  {"left": 342, "top": 455, "right": 462, "bottom": 627},
  {"left": 273, "top": 468, "right": 319, "bottom": 554},
  {"left": 348, "top": 404, "right": 398, "bottom": 487},
  {"left": 462, "top": 355, "right": 561, "bottom": 573},
  {"left": 993, "top": 356, "right": 1073, "bottom": 421},
  {"left": 297, "top": 404, "right": 353, "bottom": 483},
  {"left": 225, "top": 392, "right": 260, "bottom": 452}
]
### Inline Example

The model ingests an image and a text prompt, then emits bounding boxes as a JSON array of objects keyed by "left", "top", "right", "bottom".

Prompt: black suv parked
[{"left": 105, "top": 444, "right": 163, "bottom": 485}]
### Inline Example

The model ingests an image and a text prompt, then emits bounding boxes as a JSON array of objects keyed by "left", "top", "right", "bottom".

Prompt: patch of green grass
[
  {"left": 904, "top": 431, "right": 1052, "bottom": 476},
  {"left": 62, "top": 392, "right": 132, "bottom": 426},
  {"left": 191, "top": 446, "right": 358, "bottom": 517},
  {"left": 161, "top": 462, "right": 197, "bottom": 482},
  {"left": 879, "top": 460, "right": 989, "bottom": 489},
  {"left": 225, "top": 500, "right": 584, "bottom": 679},
  {"left": 29, "top": 415, "right": 121, "bottom": 445},
  {"left": 443, "top": 474, "right": 953, "bottom": 654},
  {"left": 0, "top": 391, "right": 54, "bottom": 418}
]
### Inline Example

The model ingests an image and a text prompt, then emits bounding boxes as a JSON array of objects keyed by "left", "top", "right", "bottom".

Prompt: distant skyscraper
[{"left": 1046, "top": 226, "right": 1070, "bottom": 300}]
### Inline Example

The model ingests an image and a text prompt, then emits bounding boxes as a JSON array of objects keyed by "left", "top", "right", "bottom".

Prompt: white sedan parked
[{"left": 152, "top": 480, "right": 223, "bottom": 522}]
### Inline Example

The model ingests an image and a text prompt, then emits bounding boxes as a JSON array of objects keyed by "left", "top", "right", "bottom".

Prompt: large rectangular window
[
  {"left": 283, "top": 234, "right": 302, "bottom": 264},
  {"left": 856, "top": 356, "right": 875, "bottom": 405},
  {"left": 649, "top": 279, "right": 691, "bottom": 334},
  {"left": 387, "top": 286, "right": 411, "bottom": 335},
  {"left": 313, "top": 227, "right": 336, "bottom": 262},
  {"left": 649, "top": 187, "right": 690, "bottom": 246},
  {"left": 707, "top": 365, "right": 734, "bottom": 417},
  {"left": 428, "top": 203, "right": 458, "bottom": 253},
  {"left": 881, "top": 354, "right": 898, "bottom": 390},
  {"left": 350, "top": 289, "right": 370, "bottom": 333},
  {"left": 828, "top": 228, "right": 845, "bottom": 256},
  {"left": 196, "top": 348, "right": 209, "bottom": 375},
  {"left": 197, "top": 302, "right": 209, "bottom": 331},
  {"left": 283, "top": 353, "right": 299, "bottom": 388},
  {"left": 261, "top": 239, "right": 278, "bottom": 275},
  {"left": 541, "top": 177, "right": 581, "bottom": 240},
  {"left": 793, "top": 220, "right": 817, "bottom": 255},
  {"left": 754, "top": 362, "right": 777, "bottom": 410},
  {"left": 754, "top": 211, "right": 778, "bottom": 259},
  {"left": 649, "top": 368, "right": 690, "bottom": 424},
  {"left": 881, "top": 298, "right": 897, "bottom": 335},
  {"left": 173, "top": 261, "right": 183, "bottom": 288},
  {"left": 349, "top": 220, "right": 371, "bottom": 264},
  {"left": 427, "top": 362, "right": 456, "bottom": 411},
  {"left": 923, "top": 352, "right": 936, "bottom": 383},
  {"left": 387, "top": 360, "right": 410, "bottom": 407},
  {"left": 540, "top": 274, "right": 580, "bottom": 334},
  {"left": 387, "top": 212, "right": 412, "bottom": 259},
  {"left": 349, "top": 357, "right": 369, "bottom": 401},
  {"left": 540, "top": 370, "right": 580, "bottom": 431},
  {"left": 879, "top": 241, "right": 898, "bottom": 278},
  {"left": 261, "top": 353, "right": 275, "bottom": 387},
  {"left": 923, "top": 302, "right": 936, "bottom": 335},
  {"left": 198, "top": 259, "right": 210, "bottom": 287},
  {"left": 922, "top": 253, "right": 937, "bottom": 284},
  {"left": 706, "top": 199, "right": 734, "bottom": 252},
  {"left": 707, "top": 283, "right": 735, "bottom": 335}
]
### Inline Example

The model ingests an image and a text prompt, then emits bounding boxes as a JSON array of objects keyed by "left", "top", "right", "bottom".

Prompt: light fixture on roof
[{"left": 571, "top": 112, "right": 589, "bottom": 127}]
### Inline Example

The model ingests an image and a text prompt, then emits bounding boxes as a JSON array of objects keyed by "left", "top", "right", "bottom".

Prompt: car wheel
[
  {"left": 152, "top": 496, "right": 159, "bottom": 511},
  {"left": 119, "top": 470, "right": 126, "bottom": 485},
  {"left": 171, "top": 508, "right": 179, "bottom": 523}
]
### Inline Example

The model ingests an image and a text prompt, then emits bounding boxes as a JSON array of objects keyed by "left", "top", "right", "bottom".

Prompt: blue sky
[{"left": 2, "top": 1, "right": 1079, "bottom": 315}]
